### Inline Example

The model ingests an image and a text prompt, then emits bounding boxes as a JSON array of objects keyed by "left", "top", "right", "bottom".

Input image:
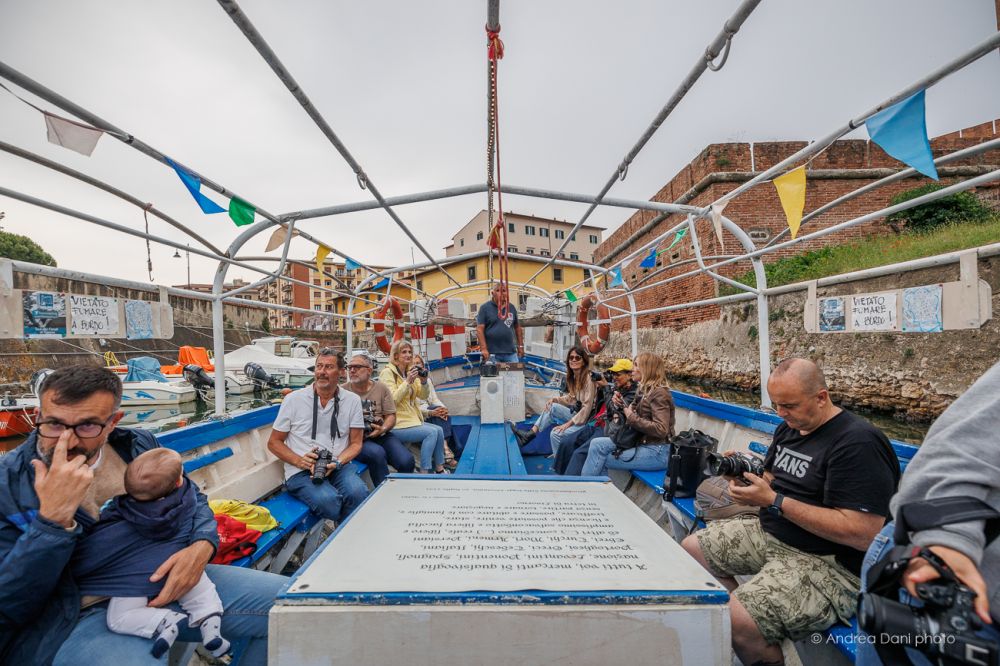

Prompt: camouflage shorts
[{"left": 695, "top": 514, "right": 860, "bottom": 644}]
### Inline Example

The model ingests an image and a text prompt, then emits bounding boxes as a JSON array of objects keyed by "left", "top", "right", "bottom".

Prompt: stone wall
[{"left": 596, "top": 255, "right": 1000, "bottom": 422}]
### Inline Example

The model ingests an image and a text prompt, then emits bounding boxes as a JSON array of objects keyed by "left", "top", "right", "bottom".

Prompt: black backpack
[{"left": 663, "top": 429, "right": 718, "bottom": 500}]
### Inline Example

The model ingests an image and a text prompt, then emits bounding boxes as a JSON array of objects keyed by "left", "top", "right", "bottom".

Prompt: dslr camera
[
  {"left": 311, "top": 449, "right": 334, "bottom": 484},
  {"left": 361, "top": 399, "right": 384, "bottom": 434},
  {"left": 706, "top": 451, "right": 765, "bottom": 480},
  {"left": 416, "top": 366, "right": 429, "bottom": 379}
]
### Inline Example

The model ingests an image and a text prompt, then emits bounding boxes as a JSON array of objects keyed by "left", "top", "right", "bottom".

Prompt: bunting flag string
[
  {"left": 639, "top": 247, "right": 657, "bottom": 268},
  {"left": 43, "top": 112, "right": 103, "bottom": 157},
  {"left": 166, "top": 158, "right": 226, "bottom": 214},
  {"left": 710, "top": 203, "right": 728, "bottom": 246},
  {"left": 865, "top": 90, "right": 938, "bottom": 180},
  {"left": 315, "top": 245, "right": 331, "bottom": 274},
  {"left": 564, "top": 289, "right": 578, "bottom": 302},
  {"left": 371, "top": 277, "right": 390, "bottom": 290},
  {"left": 345, "top": 257, "right": 361, "bottom": 271},
  {"left": 660, "top": 228, "right": 688, "bottom": 254},
  {"left": 773, "top": 165, "right": 807, "bottom": 239},
  {"left": 228, "top": 197, "right": 256, "bottom": 227},
  {"left": 608, "top": 267, "right": 624, "bottom": 288}
]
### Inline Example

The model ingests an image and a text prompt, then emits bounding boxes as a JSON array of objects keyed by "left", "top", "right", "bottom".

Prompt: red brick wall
[{"left": 597, "top": 122, "right": 1000, "bottom": 330}]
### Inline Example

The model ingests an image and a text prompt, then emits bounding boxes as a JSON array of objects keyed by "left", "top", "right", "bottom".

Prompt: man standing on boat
[
  {"left": 476, "top": 283, "right": 524, "bottom": 363},
  {"left": 344, "top": 351, "right": 415, "bottom": 484},
  {"left": 0, "top": 365, "right": 285, "bottom": 665},
  {"left": 681, "top": 357, "right": 900, "bottom": 666},
  {"left": 268, "top": 348, "right": 368, "bottom": 522}
]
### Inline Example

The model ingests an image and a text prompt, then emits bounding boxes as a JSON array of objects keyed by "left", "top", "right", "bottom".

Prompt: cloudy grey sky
[{"left": 0, "top": 0, "right": 997, "bottom": 286}]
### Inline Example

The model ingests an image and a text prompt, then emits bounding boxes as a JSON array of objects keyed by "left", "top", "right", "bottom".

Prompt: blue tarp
[{"left": 124, "top": 357, "right": 168, "bottom": 383}]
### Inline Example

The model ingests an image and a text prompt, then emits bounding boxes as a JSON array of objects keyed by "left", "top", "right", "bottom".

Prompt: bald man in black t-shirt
[{"left": 681, "top": 358, "right": 900, "bottom": 666}]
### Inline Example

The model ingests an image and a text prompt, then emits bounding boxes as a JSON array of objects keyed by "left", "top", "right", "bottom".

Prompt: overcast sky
[{"left": 0, "top": 0, "right": 997, "bottom": 286}]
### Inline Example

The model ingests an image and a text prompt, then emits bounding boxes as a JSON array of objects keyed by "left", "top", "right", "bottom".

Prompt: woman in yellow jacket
[{"left": 379, "top": 340, "right": 448, "bottom": 473}]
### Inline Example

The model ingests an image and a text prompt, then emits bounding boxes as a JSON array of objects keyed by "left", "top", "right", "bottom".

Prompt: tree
[
  {"left": 0, "top": 230, "right": 57, "bottom": 266},
  {"left": 261, "top": 315, "right": 271, "bottom": 333},
  {"left": 885, "top": 184, "right": 994, "bottom": 233}
]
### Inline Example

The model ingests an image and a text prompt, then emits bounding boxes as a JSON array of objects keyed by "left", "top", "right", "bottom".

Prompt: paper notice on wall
[
  {"left": 70, "top": 294, "right": 119, "bottom": 336},
  {"left": 851, "top": 292, "right": 897, "bottom": 331},
  {"left": 818, "top": 297, "right": 846, "bottom": 332},
  {"left": 901, "top": 285, "right": 943, "bottom": 333},
  {"left": 125, "top": 300, "right": 156, "bottom": 339},
  {"left": 22, "top": 291, "right": 67, "bottom": 338}
]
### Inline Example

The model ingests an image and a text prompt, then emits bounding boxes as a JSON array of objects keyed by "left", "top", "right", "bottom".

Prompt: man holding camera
[
  {"left": 681, "top": 357, "right": 899, "bottom": 666},
  {"left": 345, "top": 352, "right": 415, "bottom": 485},
  {"left": 267, "top": 348, "right": 368, "bottom": 522},
  {"left": 554, "top": 359, "right": 637, "bottom": 476}
]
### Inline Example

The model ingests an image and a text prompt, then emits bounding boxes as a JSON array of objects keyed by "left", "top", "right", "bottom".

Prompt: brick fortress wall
[{"left": 594, "top": 120, "right": 1000, "bottom": 330}]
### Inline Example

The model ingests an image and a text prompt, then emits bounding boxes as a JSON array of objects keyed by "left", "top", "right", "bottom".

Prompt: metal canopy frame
[{"left": 0, "top": 2, "right": 995, "bottom": 415}]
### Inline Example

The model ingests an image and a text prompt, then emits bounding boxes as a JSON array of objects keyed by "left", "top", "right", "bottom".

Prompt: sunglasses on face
[{"left": 568, "top": 355, "right": 583, "bottom": 361}]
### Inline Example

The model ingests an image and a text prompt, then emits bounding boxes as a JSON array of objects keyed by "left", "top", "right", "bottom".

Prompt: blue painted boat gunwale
[{"left": 155, "top": 404, "right": 279, "bottom": 454}]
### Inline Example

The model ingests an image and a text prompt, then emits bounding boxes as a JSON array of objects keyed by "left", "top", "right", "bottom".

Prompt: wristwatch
[
  {"left": 767, "top": 493, "right": 785, "bottom": 517},
  {"left": 333, "top": 457, "right": 342, "bottom": 470}
]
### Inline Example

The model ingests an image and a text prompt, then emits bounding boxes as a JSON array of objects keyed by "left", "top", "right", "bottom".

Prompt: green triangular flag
[
  {"left": 228, "top": 197, "right": 256, "bottom": 227},
  {"left": 658, "top": 228, "right": 687, "bottom": 255},
  {"left": 564, "top": 289, "right": 578, "bottom": 302}
]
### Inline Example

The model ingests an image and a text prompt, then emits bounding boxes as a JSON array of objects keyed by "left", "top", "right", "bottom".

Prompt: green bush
[
  {"left": 885, "top": 183, "right": 993, "bottom": 233},
  {"left": 261, "top": 315, "right": 271, "bottom": 333}
]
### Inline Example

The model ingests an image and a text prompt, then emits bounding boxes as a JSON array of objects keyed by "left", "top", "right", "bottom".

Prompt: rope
[
  {"left": 485, "top": 24, "right": 510, "bottom": 320},
  {"left": 143, "top": 203, "right": 155, "bottom": 282}
]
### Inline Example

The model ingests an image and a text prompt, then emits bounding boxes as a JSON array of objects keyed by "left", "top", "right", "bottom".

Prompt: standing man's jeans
[
  {"left": 856, "top": 523, "right": 1000, "bottom": 666},
  {"left": 394, "top": 423, "right": 445, "bottom": 471},
  {"left": 53, "top": 565, "right": 286, "bottom": 666},
  {"left": 581, "top": 437, "right": 670, "bottom": 476},
  {"left": 491, "top": 353, "right": 519, "bottom": 363},
  {"left": 285, "top": 463, "right": 369, "bottom": 522},
  {"left": 355, "top": 431, "right": 415, "bottom": 485}
]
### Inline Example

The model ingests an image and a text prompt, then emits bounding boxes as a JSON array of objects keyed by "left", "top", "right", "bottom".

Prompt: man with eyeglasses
[
  {"left": 344, "top": 352, "right": 415, "bottom": 485},
  {"left": 0, "top": 365, "right": 285, "bottom": 665},
  {"left": 267, "top": 348, "right": 368, "bottom": 523}
]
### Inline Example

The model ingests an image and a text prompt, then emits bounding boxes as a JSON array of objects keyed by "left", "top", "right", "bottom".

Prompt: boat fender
[
  {"left": 372, "top": 296, "right": 406, "bottom": 354},
  {"left": 575, "top": 293, "right": 611, "bottom": 354}
]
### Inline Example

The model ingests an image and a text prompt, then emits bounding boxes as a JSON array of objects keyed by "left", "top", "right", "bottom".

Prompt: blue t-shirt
[{"left": 476, "top": 300, "right": 519, "bottom": 355}]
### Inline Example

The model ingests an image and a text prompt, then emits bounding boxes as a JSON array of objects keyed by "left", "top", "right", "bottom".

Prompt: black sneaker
[{"left": 510, "top": 426, "right": 536, "bottom": 448}]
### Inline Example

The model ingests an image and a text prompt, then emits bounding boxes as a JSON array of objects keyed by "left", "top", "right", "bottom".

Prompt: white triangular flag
[
  {"left": 43, "top": 112, "right": 103, "bottom": 156},
  {"left": 710, "top": 201, "right": 728, "bottom": 247},
  {"left": 264, "top": 225, "right": 299, "bottom": 252}
]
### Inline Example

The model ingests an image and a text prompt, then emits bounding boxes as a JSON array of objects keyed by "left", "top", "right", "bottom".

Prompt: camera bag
[
  {"left": 607, "top": 391, "right": 644, "bottom": 453},
  {"left": 663, "top": 429, "right": 718, "bottom": 500}
]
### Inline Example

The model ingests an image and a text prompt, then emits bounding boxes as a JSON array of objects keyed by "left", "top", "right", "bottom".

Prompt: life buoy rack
[
  {"left": 373, "top": 296, "right": 405, "bottom": 354},
  {"left": 575, "top": 293, "right": 611, "bottom": 354}
]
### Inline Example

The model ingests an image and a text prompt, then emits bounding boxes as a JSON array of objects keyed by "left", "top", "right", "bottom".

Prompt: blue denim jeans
[
  {"left": 53, "top": 564, "right": 286, "bottom": 665},
  {"left": 356, "top": 431, "right": 415, "bottom": 485},
  {"left": 581, "top": 437, "right": 670, "bottom": 476},
  {"left": 856, "top": 523, "right": 1000, "bottom": 666},
  {"left": 491, "top": 353, "right": 519, "bottom": 363},
  {"left": 285, "top": 464, "right": 369, "bottom": 522},
  {"left": 533, "top": 403, "right": 573, "bottom": 436},
  {"left": 394, "top": 423, "right": 445, "bottom": 471}
]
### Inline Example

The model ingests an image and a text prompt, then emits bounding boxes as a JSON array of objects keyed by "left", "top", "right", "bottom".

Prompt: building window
[
  {"left": 589, "top": 234, "right": 598, "bottom": 244},
  {"left": 416, "top": 280, "right": 423, "bottom": 291},
  {"left": 554, "top": 229, "right": 565, "bottom": 240},
  {"left": 558, "top": 252, "right": 565, "bottom": 259},
  {"left": 583, "top": 269, "right": 591, "bottom": 279},
  {"left": 313, "top": 279, "right": 321, "bottom": 285},
  {"left": 476, "top": 231, "right": 483, "bottom": 240},
  {"left": 553, "top": 268, "right": 563, "bottom": 283},
  {"left": 325, "top": 304, "right": 332, "bottom": 311},
  {"left": 518, "top": 294, "right": 529, "bottom": 311},
  {"left": 508, "top": 245, "right": 517, "bottom": 253},
  {"left": 508, "top": 222, "right": 515, "bottom": 233},
  {"left": 467, "top": 265, "right": 477, "bottom": 281},
  {"left": 324, "top": 280, "right": 332, "bottom": 286},
  {"left": 569, "top": 252, "right": 579, "bottom": 260},
  {"left": 540, "top": 250, "right": 550, "bottom": 257},
  {"left": 460, "top": 238, "right": 465, "bottom": 247},
  {"left": 525, "top": 225, "right": 535, "bottom": 236},
  {"left": 540, "top": 228, "right": 549, "bottom": 238},
  {"left": 314, "top": 305, "right": 322, "bottom": 310},
  {"left": 570, "top": 232, "right": 576, "bottom": 241},
  {"left": 525, "top": 247, "right": 534, "bottom": 254},
  {"left": 313, "top": 291, "right": 321, "bottom": 298}
]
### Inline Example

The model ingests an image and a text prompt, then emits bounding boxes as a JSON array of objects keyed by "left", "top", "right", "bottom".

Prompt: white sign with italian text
[{"left": 851, "top": 292, "right": 897, "bottom": 331}]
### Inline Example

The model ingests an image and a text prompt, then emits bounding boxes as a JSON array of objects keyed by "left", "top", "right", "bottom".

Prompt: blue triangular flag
[
  {"left": 372, "top": 277, "right": 390, "bottom": 290},
  {"left": 345, "top": 257, "right": 361, "bottom": 271},
  {"left": 639, "top": 247, "right": 656, "bottom": 268},
  {"left": 609, "top": 267, "right": 623, "bottom": 288},
  {"left": 865, "top": 90, "right": 938, "bottom": 180},
  {"left": 166, "top": 157, "right": 226, "bottom": 214}
]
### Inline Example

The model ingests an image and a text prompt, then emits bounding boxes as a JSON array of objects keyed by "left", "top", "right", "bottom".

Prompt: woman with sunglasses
[
  {"left": 379, "top": 340, "right": 448, "bottom": 474},
  {"left": 511, "top": 346, "right": 596, "bottom": 454},
  {"left": 579, "top": 352, "right": 675, "bottom": 476}
]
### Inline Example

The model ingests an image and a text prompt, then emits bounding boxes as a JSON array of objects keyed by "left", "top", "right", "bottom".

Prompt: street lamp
[{"left": 173, "top": 244, "right": 190, "bottom": 285}]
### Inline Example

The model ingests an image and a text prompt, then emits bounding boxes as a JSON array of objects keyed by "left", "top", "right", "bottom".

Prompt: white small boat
[
  {"left": 250, "top": 336, "right": 319, "bottom": 360},
  {"left": 223, "top": 345, "right": 314, "bottom": 388},
  {"left": 120, "top": 379, "right": 198, "bottom": 406}
]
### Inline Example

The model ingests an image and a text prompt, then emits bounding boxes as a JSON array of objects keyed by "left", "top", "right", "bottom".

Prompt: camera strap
[{"left": 311, "top": 389, "right": 341, "bottom": 444}]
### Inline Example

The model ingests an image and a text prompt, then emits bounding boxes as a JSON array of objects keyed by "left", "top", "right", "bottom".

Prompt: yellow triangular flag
[
  {"left": 315, "top": 245, "right": 331, "bottom": 274},
  {"left": 710, "top": 203, "right": 727, "bottom": 247},
  {"left": 773, "top": 166, "right": 807, "bottom": 239}
]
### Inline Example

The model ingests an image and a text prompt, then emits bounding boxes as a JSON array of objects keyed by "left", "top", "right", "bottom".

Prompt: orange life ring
[
  {"left": 575, "top": 293, "right": 611, "bottom": 354},
  {"left": 373, "top": 296, "right": 405, "bottom": 354}
]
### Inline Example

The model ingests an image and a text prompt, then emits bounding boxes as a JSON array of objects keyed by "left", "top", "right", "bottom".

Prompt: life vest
[
  {"left": 372, "top": 296, "right": 405, "bottom": 354},
  {"left": 575, "top": 293, "right": 611, "bottom": 354}
]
